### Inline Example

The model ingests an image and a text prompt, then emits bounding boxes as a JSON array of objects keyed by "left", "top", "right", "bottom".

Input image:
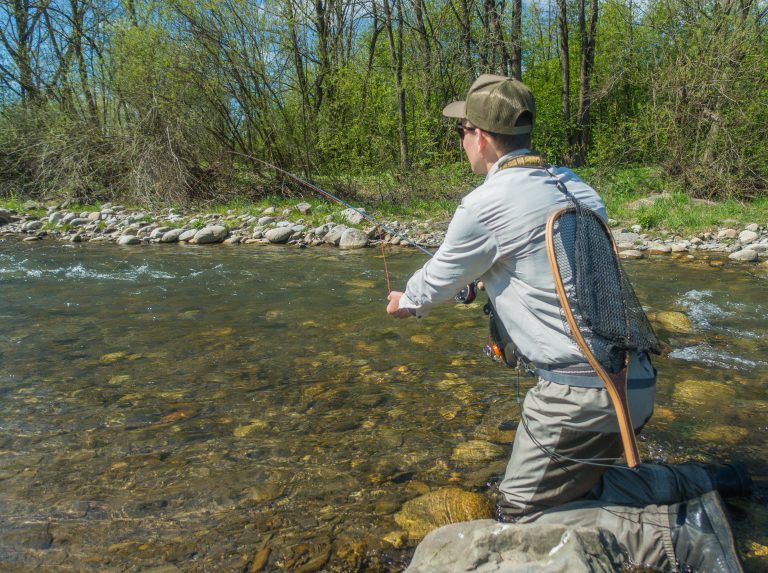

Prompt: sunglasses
[{"left": 455, "top": 122, "right": 477, "bottom": 138}]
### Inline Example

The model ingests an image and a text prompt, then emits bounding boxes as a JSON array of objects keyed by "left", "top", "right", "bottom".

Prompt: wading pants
[{"left": 497, "top": 378, "right": 716, "bottom": 570}]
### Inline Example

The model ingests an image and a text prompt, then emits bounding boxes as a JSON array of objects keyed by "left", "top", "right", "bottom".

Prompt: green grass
[{"left": 581, "top": 166, "right": 767, "bottom": 234}]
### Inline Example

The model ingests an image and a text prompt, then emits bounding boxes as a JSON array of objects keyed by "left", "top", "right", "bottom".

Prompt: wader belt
[{"left": 535, "top": 363, "right": 655, "bottom": 389}]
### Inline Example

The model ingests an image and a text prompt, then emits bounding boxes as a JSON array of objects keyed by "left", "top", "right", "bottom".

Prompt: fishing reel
[{"left": 454, "top": 281, "right": 478, "bottom": 304}]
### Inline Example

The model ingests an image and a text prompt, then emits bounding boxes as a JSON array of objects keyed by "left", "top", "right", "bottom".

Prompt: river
[{"left": 0, "top": 240, "right": 766, "bottom": 571}]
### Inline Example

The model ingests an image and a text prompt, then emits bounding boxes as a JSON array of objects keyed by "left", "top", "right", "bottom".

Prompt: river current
[{"left": 0, "top": 240, "right": 766, "bottom": 571}]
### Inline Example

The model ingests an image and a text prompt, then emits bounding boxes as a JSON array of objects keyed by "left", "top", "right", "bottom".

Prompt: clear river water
[{"left": 0, "top": 240, "right": 766, "bottom": 572}]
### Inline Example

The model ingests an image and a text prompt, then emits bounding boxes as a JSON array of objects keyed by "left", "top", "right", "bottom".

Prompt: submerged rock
[
  {"left": 394, "top": 487, "right": 494, "bottom": 540},
  {"left": 672, "top": 379, "right": 736, "bottom": 407},
  {"left": 649, "top": 311, "right": 693, "bottom": 334},
  {"left": 451, "top": 440, "right": 506, "bottom": 465},
  {"left": 404, "top": 520, "right": 624, "bottom": 573}
]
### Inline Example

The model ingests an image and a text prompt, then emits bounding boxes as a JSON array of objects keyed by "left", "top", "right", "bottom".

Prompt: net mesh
[{"left": 552, "top": 198, "right": 660, "bottom": 372}]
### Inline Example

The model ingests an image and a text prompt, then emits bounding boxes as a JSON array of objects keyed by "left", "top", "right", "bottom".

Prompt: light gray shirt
[{"left": 399, "top": 149, "right": 608, "bottom": 367}]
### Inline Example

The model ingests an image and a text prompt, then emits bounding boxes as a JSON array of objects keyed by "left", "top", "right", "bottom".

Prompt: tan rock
[
  {"left": 619, "top": 249, "right": 644, "bottom": 259},
  {"left": 451, "top": 440, "right": 506, "bottom": 464},
  {"left": 717, "top": 228, "right": 738, "bottom": 239},
  {"left": 647, "top": 243, "right": 672, "bottom": 255},
  {"left": 383, "top": 531, "right": 407, "bottom": 548},
  {"left": 650, "top": 311, "right": 694, "bottom": 334},
  {"left": 394, "top": 487, "right": 494, "bottom": 540},
  {"left": 409, "top": 334, "right": 433, "bottom": 345}
]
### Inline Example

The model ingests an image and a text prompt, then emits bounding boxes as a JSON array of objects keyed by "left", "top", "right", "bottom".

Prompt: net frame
[{"left": 546, "top": 206, "right": 644, "bottom": 468}]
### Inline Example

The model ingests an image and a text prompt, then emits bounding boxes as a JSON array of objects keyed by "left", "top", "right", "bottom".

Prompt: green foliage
[{"left": 1, "top": 0, "right": 767, "bottom": 206}]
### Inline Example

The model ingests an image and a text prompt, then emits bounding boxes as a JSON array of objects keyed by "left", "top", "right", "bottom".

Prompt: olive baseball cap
[{"left": 443, "top": 74, "right": 535, "bottom": 135}]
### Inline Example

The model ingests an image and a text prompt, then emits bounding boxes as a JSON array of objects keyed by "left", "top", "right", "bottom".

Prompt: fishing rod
[{"left": 230, "top": 151, "right": 434, "bottom": 258}]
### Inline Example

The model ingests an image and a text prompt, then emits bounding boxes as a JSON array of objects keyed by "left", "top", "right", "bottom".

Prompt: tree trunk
[
  {"left": 557, "top": 0, "right": 572, "bottom": 160},
  {"left": 510, "top": 0, "right": 522, "bottom": 79},
  {"left": 313, "top": 0, "right": 331, "bottom": 111},
  {"left": 413, "top": 0, "right": 433, "bottom": 107},
  {"left": 382, "top": 0, "right": 410, "bottom": 170},
  {"left": 455, "top": 0, "right": 475, "bottom": 84},
  {"left": 575, "top": 0, "right": 598, "bottom": 166}
]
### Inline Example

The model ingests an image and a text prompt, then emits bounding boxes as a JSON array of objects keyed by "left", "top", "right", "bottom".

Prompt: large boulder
[
  {"left": 404, "top": 520, "right": 624, "bottom": 573},
  {"left": 338, "top": 228, "right": 369, "bottom": 250}
]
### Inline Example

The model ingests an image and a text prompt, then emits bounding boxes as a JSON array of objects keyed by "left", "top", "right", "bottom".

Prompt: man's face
[{"left": 457, "top": 120, "right": 486, "bottom": 175}]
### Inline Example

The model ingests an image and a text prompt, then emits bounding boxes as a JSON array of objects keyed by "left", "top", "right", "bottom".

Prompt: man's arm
[{"left": 388, "top": 203, "right": 498, "bottom": 318}]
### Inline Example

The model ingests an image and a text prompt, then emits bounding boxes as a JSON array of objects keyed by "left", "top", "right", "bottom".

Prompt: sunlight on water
[{"left": 0, "top": 241, "right": 766, "bottom": 571}]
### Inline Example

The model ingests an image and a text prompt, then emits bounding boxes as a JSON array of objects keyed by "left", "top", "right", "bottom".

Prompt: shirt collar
[{"left": 486, "top": 148, "right": 531, "bottom": 181}]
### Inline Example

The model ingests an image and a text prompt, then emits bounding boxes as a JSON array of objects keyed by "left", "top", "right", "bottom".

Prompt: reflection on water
[{"left": 0, "top": 241, "right": 766, "bottom": 571}]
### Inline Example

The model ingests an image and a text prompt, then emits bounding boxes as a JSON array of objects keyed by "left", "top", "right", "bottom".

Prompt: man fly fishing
[{"left": 386, "top": 74, "right": 750, "bottom": 572}]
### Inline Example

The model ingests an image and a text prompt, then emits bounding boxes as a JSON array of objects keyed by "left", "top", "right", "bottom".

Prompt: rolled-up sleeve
[{"left": 398, "top": 204, "right": 498, "bottom": 317}]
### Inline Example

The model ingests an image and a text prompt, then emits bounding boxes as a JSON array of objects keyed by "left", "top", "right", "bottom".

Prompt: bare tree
[
  {"left": 575, "top": 0, "right": 598, "bottom": 165},
  {"left": 382, "top": 0, "right": 410, "bottom": 170}
]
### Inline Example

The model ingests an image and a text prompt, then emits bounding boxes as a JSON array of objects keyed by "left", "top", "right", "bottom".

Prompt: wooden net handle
[{"left": 545, "top": 208, "right": 641, "bottom": 468}]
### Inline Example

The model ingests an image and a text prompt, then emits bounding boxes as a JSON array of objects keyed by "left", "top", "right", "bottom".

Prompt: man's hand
[{"left": 387, "top": 291, "right": 414, "bottom": 318}]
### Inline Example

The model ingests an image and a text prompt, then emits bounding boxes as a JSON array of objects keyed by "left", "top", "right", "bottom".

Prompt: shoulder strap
[{"left": 497, "top": 154, "right": 547, "bottom": 171}]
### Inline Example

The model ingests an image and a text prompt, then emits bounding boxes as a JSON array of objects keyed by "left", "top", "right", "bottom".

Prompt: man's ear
[{"left": 476, "top": 129, "right": 490, "bottom": 151}]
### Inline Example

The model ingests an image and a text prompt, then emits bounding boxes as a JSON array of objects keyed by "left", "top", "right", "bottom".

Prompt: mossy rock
[
  {"left": 649, "top": 311, "right": 694, "bottom": 334},
  {"left": 394, "top": 487, "right": 494, "bottom": 540}
]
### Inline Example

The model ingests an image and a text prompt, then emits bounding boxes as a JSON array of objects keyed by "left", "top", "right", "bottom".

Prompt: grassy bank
[{"left": 2, "top": 166, "right": 765, "bottom": 236}]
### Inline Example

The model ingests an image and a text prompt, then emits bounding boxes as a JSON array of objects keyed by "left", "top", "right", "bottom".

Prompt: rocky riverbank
[{"left": 1, "top": 202, "right": 767, "bottom": 265}]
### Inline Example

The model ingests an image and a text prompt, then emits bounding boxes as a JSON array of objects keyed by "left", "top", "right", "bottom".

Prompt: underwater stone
[
  {"left": 394, "top": 487, "right": 494, "bottom": 541},
  {"left": 672, "top": 379, "right": 736, "bottom": 407},
  {"left": 451, "top": 440, "right": 506, "bottom": 464},
  {"left": 650, "top": 311, "right": 693, "bottom": 334}
]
